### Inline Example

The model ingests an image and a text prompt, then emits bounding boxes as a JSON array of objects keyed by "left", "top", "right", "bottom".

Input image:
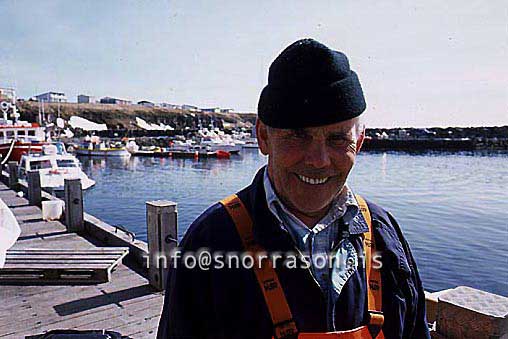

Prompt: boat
[
  {"left": 167, "top": 140, "right": 230, "bottom": 159},
  {"left": 18, "top": 143, "right": 95, "bottom": 191},
  {"left": 241, "top": 138, "right": 259, "bottom": 149},
  {"left": 0, "top": 87, "right": 47, "bottom": 162},
  {"left": 75, "top": 136, "right": 131, "bottom": 157},
  {"left": 131, "top": 145, "right": 171, "bottom": 157},
  {"left": 198, "top": 128, "right": 241, "bottom": 154}
]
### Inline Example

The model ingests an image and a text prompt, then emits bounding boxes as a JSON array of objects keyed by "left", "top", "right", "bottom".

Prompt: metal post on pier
[
  {"left": 146, "top": 200, "right": 178, "bottom": 291},
  {"left": 27, "top": 170, "right": 42, "bottom": 207},
  {"left": 64, "top": 178, "right": 84, "bottom": 233},
  {"left": 8, "top": 161, "right": 18, "bottom": 189}
]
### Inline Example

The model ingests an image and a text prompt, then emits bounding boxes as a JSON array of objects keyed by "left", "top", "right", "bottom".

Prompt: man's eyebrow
[
  {"left": 328, "top": 131, "right": 352, "bottom": 138},
  {"left": 280, "top": 128, "right": 307, "bottom": 135}
]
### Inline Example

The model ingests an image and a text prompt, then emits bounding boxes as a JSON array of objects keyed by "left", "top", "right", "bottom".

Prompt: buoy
[{"left": 216, "top": 150, "right": 230, "bottom": 159}]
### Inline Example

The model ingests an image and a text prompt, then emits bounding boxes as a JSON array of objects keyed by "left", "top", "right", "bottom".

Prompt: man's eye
[
  {"left": 290, "top": 131, "right": 308, "bottom": 139},
  {"left": 328, "top": 137, "right": 349, "bottom": 147}
]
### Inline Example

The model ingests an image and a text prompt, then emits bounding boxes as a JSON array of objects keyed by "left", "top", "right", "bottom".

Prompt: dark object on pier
[{"left": 26, "top": 329, "right": 126, "bottom": 338}]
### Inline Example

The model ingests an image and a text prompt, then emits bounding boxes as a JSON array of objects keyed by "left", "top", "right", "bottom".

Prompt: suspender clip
[
  {"left": 274, "top": 319, "right": 298, "bottom": 339},
  {"left": 368, "top": 310, "right": 384, "bottom": 326}
]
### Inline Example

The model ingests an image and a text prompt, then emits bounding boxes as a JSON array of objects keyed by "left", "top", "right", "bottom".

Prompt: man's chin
[{"left": 290, "top": 202, "right": 332, "bottom": 218}]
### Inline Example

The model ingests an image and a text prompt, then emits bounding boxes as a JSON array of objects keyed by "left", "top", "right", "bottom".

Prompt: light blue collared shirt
[{"left": 263, "top": 168, "right": 363, "bottom": 330}]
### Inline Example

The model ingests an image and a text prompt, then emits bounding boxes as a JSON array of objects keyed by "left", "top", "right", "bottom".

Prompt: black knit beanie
[{"left": 258, "top": 38, "right": 366, "bottom": 128}]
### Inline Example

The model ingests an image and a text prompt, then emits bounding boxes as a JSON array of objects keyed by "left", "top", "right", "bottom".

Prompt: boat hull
[
  {"left": 0, "top": 141, "right": 45, "bottom": 162},
  {"left": 75, "top": 148, "right": 131, "bottom": 157}
]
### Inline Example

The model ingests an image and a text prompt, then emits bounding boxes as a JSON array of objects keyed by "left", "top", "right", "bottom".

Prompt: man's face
[{"left": 257, "top": 117, "right": 363, "bottom": 221}]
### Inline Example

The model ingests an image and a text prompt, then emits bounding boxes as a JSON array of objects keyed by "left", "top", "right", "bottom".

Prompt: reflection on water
[{"left": 79, "top": 150, "right": 508, "bottom": 296}]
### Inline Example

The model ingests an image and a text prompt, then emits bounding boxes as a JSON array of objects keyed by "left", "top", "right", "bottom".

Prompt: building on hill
[
  {"left": 202, "top": 107, "right": 221, "bottom": 113},
  {"left": 158, "top": 103, "right": 181, "bottom": 109},
  {"left": 100, "top": 97, "right": 131, "bottom": 105},
  {"left": 182, "top": 104, "right": 200, "bottom": 112},
  {"left": 35, "top": 91, "right": 67, "bottom": 103},
  {"left": 77, "top": 94, "right": 98, "bottom": 104}
]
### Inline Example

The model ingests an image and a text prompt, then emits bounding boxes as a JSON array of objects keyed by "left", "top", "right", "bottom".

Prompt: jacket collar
[{"left": 238, "top": 166, "right": 368, "bottom": 252}]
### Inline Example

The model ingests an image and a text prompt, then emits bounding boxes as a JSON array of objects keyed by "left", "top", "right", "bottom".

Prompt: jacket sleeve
[
  {"left": 157, "top": 221, "right": 213, "bottom": 339},
  {"left": 387, "top": 212, "right": 431, "bottom": 339}
]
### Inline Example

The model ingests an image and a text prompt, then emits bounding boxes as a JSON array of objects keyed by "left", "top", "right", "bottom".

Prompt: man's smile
[{"left": 296, "top": 174, "right": 331, "bottom": 185}]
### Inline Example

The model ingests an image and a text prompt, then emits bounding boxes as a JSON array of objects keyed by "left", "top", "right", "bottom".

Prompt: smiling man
[{"left": 158, "top": 39, "right": 430, "bottom": 339}]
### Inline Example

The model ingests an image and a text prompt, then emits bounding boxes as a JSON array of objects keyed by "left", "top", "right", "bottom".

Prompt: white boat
[
  {"left": 75, "top": 136, "right": 131, "bottom": 157},
  {"left": 241, "top": 138, "right": 259, "bottom": 148},
  {"left": 231, "top": 130, "right": 258, "bottom": 149},
  {"left": 198, "top": 128, "right": 241, "bottom": 154},
  {"left": 18, "top": 143, "right": 95, "bottom": 191}
]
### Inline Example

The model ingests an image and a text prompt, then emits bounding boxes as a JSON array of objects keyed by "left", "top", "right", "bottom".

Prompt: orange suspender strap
[
  {"left": 220, "top": 194, "right": 298, "bottom": 339},
  {"left": 355, "top": 195, "right": 385, "bottom": 336},
  {"left": 220, "top": 194, "right": 384, "bottom": 339}
]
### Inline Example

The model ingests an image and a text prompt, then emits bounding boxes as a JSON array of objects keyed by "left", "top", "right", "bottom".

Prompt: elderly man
[{"left": 158, "top": 39, "right": 430, "bottom": 339}]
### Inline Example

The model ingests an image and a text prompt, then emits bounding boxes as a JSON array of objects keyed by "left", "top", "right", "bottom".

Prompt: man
[{"left": 158, "top": 39, "right": 430, "bottom": 339}]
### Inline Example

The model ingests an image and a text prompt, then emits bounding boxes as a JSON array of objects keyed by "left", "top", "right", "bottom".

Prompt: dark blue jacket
[{"left": 158, "top": 167, "right": 430, "bottom": 339}]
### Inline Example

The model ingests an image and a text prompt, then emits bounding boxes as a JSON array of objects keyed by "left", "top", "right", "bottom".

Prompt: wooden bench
[{"left": 0, "top": 247, "right": 129, "bottom": 284}]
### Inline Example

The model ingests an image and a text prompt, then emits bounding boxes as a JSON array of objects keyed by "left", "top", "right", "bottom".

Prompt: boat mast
[{"left": 0, "top": 87, "right": 19, "bottom": 123}]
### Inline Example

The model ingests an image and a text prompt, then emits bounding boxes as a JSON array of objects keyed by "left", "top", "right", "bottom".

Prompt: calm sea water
[{"left": 79, "top": 150, "right": 508, "bottom": 296}]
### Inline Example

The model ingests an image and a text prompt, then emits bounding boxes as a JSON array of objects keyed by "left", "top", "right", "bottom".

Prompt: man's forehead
[{"left": 273, "top": 119, "right": 357, "bottom": 134}]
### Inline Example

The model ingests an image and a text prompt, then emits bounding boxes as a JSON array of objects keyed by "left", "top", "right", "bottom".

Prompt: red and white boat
[{"left": 0, "top": 88, "right": 47, "bottom": 162}]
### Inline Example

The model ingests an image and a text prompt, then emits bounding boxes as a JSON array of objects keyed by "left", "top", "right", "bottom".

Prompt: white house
[{"left": 35, "top": 92, "right": 67, "bottom": 103}]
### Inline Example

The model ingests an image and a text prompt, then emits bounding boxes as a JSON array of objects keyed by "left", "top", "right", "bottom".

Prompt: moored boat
[
  {"left": 75, "top": 136, "right": 131, "bottom": 157},
  {"left": 0, "top": 87, "right": 47, "bottom": 162},
  {"left": 18, "top": 143, "right": 95, "bottom": 191}
]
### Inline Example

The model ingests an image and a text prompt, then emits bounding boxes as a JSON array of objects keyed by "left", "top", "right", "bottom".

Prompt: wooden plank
[
  {"left": 0, "top": 266, "right": 135, "bottom": 310},
  {"left": 0, "top": 264, "right": 136, "bottom": 304},
  {"left": 4, "top": 260, "right": 118, "bottom": 265},
  {"left": 7, "top": 248, "right": 129, "bottom": 254},
  {"left": 111, "top": 303, "right": 162, "bottom": 335},
  {"left": 11, "top": 235, "right": 97, "bottom": 249},
  {"left": 6, "top": 255, "right": 123, "bottom": 261},
  {"left": 0, "top": 264, "right": 146, "bottom": 313},
  {"left": 7, "top": 286, "right": 162, "bottom": 335},
  {"left": 9, "top": 205, "right": 41, "bottom": 218}
]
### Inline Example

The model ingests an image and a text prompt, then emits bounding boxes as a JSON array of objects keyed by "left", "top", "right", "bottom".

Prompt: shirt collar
[{"left": 262, "top": 167, "right": 368, "bottom": 234}]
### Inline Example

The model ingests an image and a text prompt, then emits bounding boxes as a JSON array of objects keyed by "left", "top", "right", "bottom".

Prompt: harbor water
[{"left": 79, "top": 149, "right": 508, "bottom": 296}]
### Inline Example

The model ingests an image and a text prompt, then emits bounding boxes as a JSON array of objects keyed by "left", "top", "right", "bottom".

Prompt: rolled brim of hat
[{"left": 258, "top": 70, "right": 366, "bottom": 129}]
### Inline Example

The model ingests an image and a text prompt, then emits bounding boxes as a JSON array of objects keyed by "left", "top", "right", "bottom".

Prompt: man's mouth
[{"left": 296, "top": 174, "right": 330, "bottom": 185}]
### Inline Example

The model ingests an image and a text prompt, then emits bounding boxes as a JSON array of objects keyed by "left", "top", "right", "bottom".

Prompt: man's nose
[{"left": 304, "top": 140, "right": 331, "bottom": 168}]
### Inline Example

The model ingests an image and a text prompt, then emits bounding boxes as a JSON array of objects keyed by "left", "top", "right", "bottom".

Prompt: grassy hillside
[{"left": 17, "top": 101, "right": 257, "bottom": 130}]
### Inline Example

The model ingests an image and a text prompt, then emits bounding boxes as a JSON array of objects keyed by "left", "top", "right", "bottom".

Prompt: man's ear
[{"left": 256, "top": 119, "right": 270, "bottom": 155}]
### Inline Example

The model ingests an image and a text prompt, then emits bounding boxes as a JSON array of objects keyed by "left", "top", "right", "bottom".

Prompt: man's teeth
[{"left": 297, "top": 174, "right": 329, "bottom": 185}]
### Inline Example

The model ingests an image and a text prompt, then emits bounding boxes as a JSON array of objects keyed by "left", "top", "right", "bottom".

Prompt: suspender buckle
[
  {"left": 274, "top": 319, "right": 298, "bottom": 339},
  {"left": 368, "top": 310, "right": 384, "bottom": 326}
]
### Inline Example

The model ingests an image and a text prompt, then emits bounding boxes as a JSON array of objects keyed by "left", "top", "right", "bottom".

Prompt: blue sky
[{"left": 0, "top": 0, "right": 506, "bottom": 127}]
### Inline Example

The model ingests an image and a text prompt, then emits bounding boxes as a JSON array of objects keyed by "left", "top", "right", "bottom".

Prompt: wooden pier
[{"left": 0, "top": 165, "right": 176, "bottom": 338}]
